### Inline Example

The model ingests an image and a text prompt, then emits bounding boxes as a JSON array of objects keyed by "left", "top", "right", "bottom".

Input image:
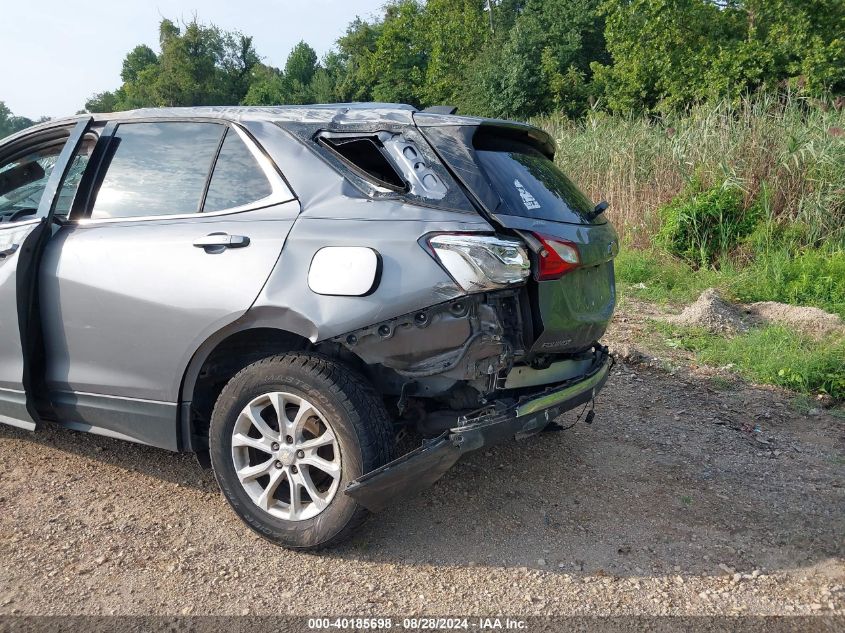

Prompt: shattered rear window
[
  {"left": 318, "top": 135, "right": 407, "bottom": 191},
  {"left": 474, "top": 136, "right": 597, "bottom": 224}
]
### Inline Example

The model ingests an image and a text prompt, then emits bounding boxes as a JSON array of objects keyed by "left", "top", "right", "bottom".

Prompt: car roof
[{"left": 1, "top": 103, "right": 553, "bottom": 155}]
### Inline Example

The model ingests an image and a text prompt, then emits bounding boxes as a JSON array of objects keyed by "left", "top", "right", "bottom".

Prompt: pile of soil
[
  {"left": 746, "top": 301, "right": 844, "bottom": 338},
  {"left": 665, "top": 288, "right": 747, "bottom": 333}
]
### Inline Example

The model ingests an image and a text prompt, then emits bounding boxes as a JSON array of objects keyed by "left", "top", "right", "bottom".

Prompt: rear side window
[
  {"left": 474, "top": 137, "right": 596, "bottom": 224},
  {"left": 91, "top": 122, "right": 224, "bottom": 219},
  {"left": 203, "top": 129, "right": 273, "bottom": 212}
]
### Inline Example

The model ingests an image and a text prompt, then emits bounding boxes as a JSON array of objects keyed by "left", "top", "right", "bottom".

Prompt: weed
[
  {"left": 614, "top": 248, "right": 721, "bottom": 304},
  {"left": 536, "top": 93, "right": 845, "bottom": 247},
  {"left": 654, "top": 322, "right": 845, "bottom": 400},
  {"left": 657, "top": 178, "right": 758, "bottom": 268}
]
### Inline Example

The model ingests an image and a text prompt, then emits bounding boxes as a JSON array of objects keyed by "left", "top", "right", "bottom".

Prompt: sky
[{"left": 0, "top": 0, "right": 387, "bottom": 120}]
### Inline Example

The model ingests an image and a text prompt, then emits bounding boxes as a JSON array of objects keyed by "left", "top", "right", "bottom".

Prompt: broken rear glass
[{"left": 474, "top": 136, "right": 597, "bottom": 224}]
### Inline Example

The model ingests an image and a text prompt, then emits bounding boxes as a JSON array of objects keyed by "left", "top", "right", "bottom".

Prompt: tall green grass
[
  {"left": 615, "top": 246, "right": 845, "bottom": 318},
  {"left": 535, "top": 93, "right": 845, "bottom": 248}
]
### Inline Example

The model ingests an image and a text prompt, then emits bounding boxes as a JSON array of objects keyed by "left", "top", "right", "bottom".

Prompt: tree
[
  {"left": 593, "top": 0, "right": 845, "bottom": 112},
  {"left": 283, "top": 41, "right": 320, "bottom": 104},
  {"left": 421, "top": 0, "right": 488, "bottom": 105},
  {"left": 0, "top": 102, "right": 36, "bottom": 138},
  {"left": 334, "top": 18, "right": 383, "bottom": 102},
  {"left": 121, "top": 45, "right": 158, "bottom": 83},
  {"left": 241, "top": 64, "right": 288, "bottom": 105},
  {"left": 368, "top": 1, "right": 427, "bottom": 105},
  {"left": 458, "top": 0, "right": 605, "bottom": 117},
  {"left": 84, "top": 90, "right": 122, "bottom": 113},
  {"left": 83, "top": 18, "right": 260, "bottom": 111}
]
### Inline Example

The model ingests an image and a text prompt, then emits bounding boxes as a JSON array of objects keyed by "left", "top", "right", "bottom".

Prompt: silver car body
[{"left": 0, "top": 105, "right": 615, "bottom": 491}]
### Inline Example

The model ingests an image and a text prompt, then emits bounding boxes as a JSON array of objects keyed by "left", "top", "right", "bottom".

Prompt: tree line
[{"left": 12, "top": 0, "right": 845, "bottom": 126}]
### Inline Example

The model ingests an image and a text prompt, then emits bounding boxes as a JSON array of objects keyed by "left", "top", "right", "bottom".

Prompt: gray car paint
[
  {"left": 1, "top": 104, "right": 612, "bottom": 455},
  {"left": 0, "top": 220, "right": 41, "bottom": 428},
  {"left": 40, "top": 202, "right": 300, "bottom": 402}
]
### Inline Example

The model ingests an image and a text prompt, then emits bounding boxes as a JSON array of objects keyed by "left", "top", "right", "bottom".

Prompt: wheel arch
[
  {"left": 177, "top": 306, "right": 379, "bottom": 454},
  {"left": 179, "top": 321, "right": 315, "bottom": 453}
]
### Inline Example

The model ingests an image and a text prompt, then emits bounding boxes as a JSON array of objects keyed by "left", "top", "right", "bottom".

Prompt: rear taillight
[
  {"left": 533, "top": 233, "right": 580, "bottom": 280},
  {"left": 426, "top": 234, "right": 530, "bottom": 292}
]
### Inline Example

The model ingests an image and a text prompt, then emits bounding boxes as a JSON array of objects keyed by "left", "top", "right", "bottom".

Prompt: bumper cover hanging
[{"left": 345, "top": 348, "right": 611, "bottom": 511}]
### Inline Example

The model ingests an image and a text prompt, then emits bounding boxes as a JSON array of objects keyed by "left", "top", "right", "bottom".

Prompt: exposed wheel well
[
  {"left": 184, "top": 327, "right": 375, "bottom": 454},
  {"left": 186, "top": 328, "right": 311, "bottom": 452}
]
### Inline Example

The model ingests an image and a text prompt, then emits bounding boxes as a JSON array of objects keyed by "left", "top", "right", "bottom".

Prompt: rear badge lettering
[{"left": 514, "top": 179, "right": 541, "bottom": 210}]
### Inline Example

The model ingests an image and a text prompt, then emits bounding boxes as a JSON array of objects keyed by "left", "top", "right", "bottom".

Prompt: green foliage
[
  {"left": 368, "top": 1, "right": 427, "bottom": 105},
  {"left": 421, "top": 0, "right": 488, "bottom": 105},
  {"left": 655, "top": 322, "right": 845, "bottom": 400},
  {"left": 728, "top": 244, "right": 845, "bottom": 318},
  {"left": 458, "top": 0, "right": 605, "bottom": 118},
  {"left": 82, "top": 2, "right": 843, "bottom": 116},
  {"left": 537, "top": 94, "right": 845, "bottom": 247},
  {"left": 656, "top": 179, "right": 759, "bottom": 268},
  {"left": 121, "top": 45, "right": 158, "bottom": 84},
  {"left": 616, "top": 240, "right": 845, "bottom": 319},
  {"left": 594, "top": 0, "right": 845, "bottom": 112},
  {"left": 614, "top": 248, "right": 721, "bottom": 304},
  {"left": 83, "top": 18, "right": 261, "bottom": 110},
  {"left": 0, "top": 102, "right": 38, "bottom": 138}
]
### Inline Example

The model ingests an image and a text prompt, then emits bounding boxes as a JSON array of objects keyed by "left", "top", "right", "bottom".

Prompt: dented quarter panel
[{"left": 250, "top": 210, "right": 493, "bottom": 344}]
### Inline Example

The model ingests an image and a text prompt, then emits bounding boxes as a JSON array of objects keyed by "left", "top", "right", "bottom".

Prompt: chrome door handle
[
  {"left": 0, "top": 244, "right": 20, "bottom": 259},
  {"left": 193, "top": 233, "right": 250, "bottom": 249}
]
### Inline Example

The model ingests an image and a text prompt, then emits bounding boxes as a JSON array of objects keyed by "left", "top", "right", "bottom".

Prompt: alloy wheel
[{"left": 231, "top": 391, "right": 341, "bottom": 521}]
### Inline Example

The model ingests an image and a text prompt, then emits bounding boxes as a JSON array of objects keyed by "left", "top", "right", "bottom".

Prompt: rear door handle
[
  {"left": 0, "top": 244, "right": 20, "bottom": 259},
  {"left": 193, "top": 233, "right": 250, "bottom": 250}
]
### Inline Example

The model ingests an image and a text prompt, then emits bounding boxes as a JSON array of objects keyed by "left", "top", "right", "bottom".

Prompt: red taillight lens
[{"left": 532, "top": 233, "right": 580, "bottom": 280}]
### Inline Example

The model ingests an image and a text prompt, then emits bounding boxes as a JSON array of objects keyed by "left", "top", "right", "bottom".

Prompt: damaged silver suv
[{"left": 0, "top": 104, "right": 617, "bottom": 549}]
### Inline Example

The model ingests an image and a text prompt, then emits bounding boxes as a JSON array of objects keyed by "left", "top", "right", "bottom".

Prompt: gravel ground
[{"left": 1, "top": 353, "right": 843, "bottom": 617}]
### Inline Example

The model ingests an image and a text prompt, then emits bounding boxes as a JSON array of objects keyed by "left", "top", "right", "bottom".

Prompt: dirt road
[{"left": 1, "top": 353, "right": 842, "bottom": 617}]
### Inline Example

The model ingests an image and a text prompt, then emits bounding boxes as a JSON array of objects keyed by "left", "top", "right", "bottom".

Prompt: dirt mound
[
  {"left": 666, "top": 288, "right": 747, "bottom": 333},
  {"left": 746, "top": 301, "right": 844, "bottom": 338}
]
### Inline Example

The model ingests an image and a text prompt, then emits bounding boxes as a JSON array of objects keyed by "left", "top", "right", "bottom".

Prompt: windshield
[{"left": 475, "top": 138, "right": 598, "bottom": 224}]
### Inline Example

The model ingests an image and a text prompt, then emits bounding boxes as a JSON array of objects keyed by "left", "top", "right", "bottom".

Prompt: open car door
[{"left": 0, "top": 118, "right": 92, "bottom": 430}]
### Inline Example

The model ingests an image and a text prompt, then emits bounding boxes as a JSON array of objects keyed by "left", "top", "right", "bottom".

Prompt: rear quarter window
[
  {"left": 474, "top": 137, "right": 597, "bottom": 224},
  {"left": 203, "top": 129, "right": 273, "bottom": 212}
]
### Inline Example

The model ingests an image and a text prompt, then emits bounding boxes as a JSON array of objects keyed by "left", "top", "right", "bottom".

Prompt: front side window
[
  {"left": 203, "top": 129, "right": 273, "bottom": 212},
  {"left": 91, "top": 122, "right": 224, "bottom": 220},
  {"left": 0, "top": 145, "right": 63, "bottom": 223}
]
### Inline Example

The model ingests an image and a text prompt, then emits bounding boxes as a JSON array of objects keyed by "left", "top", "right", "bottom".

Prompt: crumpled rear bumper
[{"left": 345, "top": 347, "right": 611, "bottom": 511}]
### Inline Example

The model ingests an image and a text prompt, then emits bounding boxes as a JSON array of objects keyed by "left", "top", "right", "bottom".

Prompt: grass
[
  {"left": 535, "top": 92, "right": 845, "bottom": 248},
  {"left": 728, "top": 244, "right": 845, "bottom": 317},
  {"left": 654, "top": 322, "right": 845, "bottom": 400},
  {"left": 614, "top": 245, "right": 845, "bottom": 319},
  {"left": 614, "top": 248, "right": 721, "bottom": 304},
  {"left": 531, "top": 92, "right": 845, "bottom": 399}
]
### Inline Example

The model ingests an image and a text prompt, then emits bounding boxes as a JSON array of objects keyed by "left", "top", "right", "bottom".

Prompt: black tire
[{"left": 209, "top": 353, "right": 394, "bottom": 550}]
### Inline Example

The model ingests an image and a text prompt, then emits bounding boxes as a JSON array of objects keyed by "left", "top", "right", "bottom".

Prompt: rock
[
  {"left": 537, "top": 559, "right": 546, "bottom": 566},
  {"left": 614, "top": 345, "right": 647, "bottom": 364}
]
